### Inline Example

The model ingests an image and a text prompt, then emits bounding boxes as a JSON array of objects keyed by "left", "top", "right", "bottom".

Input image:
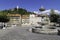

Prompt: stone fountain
[{"left": 30, "top": 16, "right": 58, "bottom": 35}]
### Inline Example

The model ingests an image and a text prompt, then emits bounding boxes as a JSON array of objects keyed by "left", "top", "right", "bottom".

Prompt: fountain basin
[{"left": 32, "top": 27, "right": 58, "bottom": 35}]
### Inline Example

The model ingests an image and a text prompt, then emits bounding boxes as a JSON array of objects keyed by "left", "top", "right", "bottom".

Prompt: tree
[
  {"left": 0, "top": 15, "right": 9, "bottom": 22},
  {"left": 0, "top": 10, "right": 10, "bottom": 27},
  {"left": 49, "top": 9, "right": 60, "bottom": 23}
]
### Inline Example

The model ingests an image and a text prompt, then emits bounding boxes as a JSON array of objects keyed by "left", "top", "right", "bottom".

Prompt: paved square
[{"left": 0, "top": 26, "right": 60, "bottom": 40}]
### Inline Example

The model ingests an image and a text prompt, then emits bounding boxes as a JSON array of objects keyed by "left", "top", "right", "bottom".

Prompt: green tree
[
  {"left": 0, "top": 15, "right": 9, "bottom": 22},
  {"left": 49, "top": 9, "right": 60, "bottom": 22},
  {"left": 0, "top": 10, "right": 10, "bottom": 23}
]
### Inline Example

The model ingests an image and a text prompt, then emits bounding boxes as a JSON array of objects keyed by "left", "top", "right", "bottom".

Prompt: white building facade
[{"left": 29, "top": 14, "right": 42, "bottom": 26}]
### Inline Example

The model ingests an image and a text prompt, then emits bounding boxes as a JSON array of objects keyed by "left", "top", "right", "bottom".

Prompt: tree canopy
[
  {"left": 7, "top": 8, "right": 34, "bottom": 15},
  {"left": 0, "top": 15, "right": 9, "bottom": 22},
  {"left": 49, "top": 9, "right": 60, "bottom": 23},
  {"left": 0, "top": 10, "right": 10, "bottom": 23}
]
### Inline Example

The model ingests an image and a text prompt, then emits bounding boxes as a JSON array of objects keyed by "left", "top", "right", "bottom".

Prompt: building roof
[
  {"left": 22, "top": 15, "right": 29, "bottom": 19},
  {"left": 7, "top": 13, "right": 21, "bottom": 17}
]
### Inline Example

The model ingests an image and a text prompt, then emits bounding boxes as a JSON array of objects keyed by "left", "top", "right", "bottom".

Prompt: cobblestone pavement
[{"left": 0, "top": 26, "right": 60, "bottom": 40}]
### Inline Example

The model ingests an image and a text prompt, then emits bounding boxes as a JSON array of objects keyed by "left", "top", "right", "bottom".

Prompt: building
[
  {"left": 29, "top": 13, "right": 50, "bottom": 26},
  {"left": 7, "top": 13, "right": 21, "bottom": 26},
  {"left": 7, "top": 13, "right": 50, "bottom": 26},
  {"left": 29, "top": 14, "right": 41, "bottom": 26},
  {"left": 22, "top": 15, "right": 30, "bottom": 25}
]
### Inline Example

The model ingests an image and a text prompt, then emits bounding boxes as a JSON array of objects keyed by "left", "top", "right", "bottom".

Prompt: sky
[{"left": 0, "top": 0, "right": 60, "bottom": 12}]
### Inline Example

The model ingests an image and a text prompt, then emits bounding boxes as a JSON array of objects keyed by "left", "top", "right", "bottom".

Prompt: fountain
[{"left": 31, "top": 16, "right": 58, "bottom": 35}]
